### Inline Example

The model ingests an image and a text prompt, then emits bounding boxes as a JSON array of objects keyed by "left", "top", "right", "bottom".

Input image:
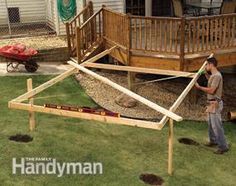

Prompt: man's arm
[
  {"left": 205, "top": 73, "right": 210, "bottom": 80},
  {"left": 195, "top": 83, "right": 217, "bottom": 95}
]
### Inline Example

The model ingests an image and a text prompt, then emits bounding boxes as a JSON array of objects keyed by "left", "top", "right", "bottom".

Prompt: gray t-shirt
[{"left": 207, "top": 71, "right": 223, "bottom": 100}]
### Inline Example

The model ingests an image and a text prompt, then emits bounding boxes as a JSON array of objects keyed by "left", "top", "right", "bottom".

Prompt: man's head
[{"left": 206, "top": 57, "right": 218, "bottom": 73}]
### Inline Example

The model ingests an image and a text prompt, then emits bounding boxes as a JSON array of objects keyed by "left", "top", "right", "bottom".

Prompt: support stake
[
  {"left": 168, "top": 119, "right": 174, "bottom": 175},
  {"left": 27, "top": 78, "right": 35, "bottom": 131},
  {"left": 128, "top": 72, "right": 136, "bottom": 90}
]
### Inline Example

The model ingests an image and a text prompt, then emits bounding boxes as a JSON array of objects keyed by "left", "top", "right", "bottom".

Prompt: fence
[{"left": 0, "top": 0, "right": 55, "bottom": 39}]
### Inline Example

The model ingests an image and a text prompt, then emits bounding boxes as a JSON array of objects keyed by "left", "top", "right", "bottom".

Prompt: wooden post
[
  {"left": 88, "top": 1, "right": 93, "bottom": 16},
  {"left": 76, "top": 27, "right": 81, "bottom": 63},
  {"left": 27, "top": 78, "right": 35, "bottom": 131},
  {"left": 88, "top": 1, "right": 95, "bottom": 42},
  {"left": 128, "top": 72, "right": 136, "bottom": 91},
  {"left": 180, "top": 16, "right": 186, "bottom": 71},
  {"left": 65, "top": 22, "right": 72, "bottom": 57},
  {"left": 102, "top": 5, "right": 106, "bottom": 39},
  {"left": 126, "top": 13, "right": 135, "bottom": 90},
  {"left": 168, "top": 119, "right": 174, "bottom": 175},
  {"left": 83, "top": 1, "right": 89, "bottom": 23}
]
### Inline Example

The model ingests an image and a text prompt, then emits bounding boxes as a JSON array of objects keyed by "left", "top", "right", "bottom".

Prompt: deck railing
[
  {"left": 66, "top": 5, "right": 236, "bottom": 66},
  {"left": 130, "top": 16, "right": 182, "bottom": 54},
  {"left": 185, "top": 14, "right": 236, "bottom": 54},
  {"left": 66, "top": 1, "right": 93, "bottom": 56},
  {"left": 103, "top": 8, "right": 129, "bottom": 49},
  {"left": 76, "top": 8, "right": 103, "bottom": 61}
]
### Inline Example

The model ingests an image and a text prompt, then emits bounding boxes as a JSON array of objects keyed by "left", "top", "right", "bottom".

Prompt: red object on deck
[{"left": 0, "top": 44, "right": 38, "bottom": 61}]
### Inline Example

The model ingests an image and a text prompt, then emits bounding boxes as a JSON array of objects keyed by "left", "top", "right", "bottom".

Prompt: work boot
[
  {"left": 204, "top": 142, "right": 217, "bottom": 147},
  {"left": 214, "top": 148, "right": 229, "bottom": 155}
]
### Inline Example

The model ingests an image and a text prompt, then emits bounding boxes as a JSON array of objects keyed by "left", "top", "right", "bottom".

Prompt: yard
[{"left": 0, "top": 75, "right": 236, "bottom": 186}]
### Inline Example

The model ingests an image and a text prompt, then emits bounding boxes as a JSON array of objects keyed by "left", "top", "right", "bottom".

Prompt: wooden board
[
  {"left": 83, "top": 62, "right": 195, "bottom": 78},
  {"left": 13, "top": 68, "right": 77, "bottom": 103},
  {"left": 104, "top": 40, "right": 128, "bottom": 65},
  {"left": 184, "top": 51, "right": 236, "bottom": 71},
  {"left": 81, "top": 46, "right": 117, "bottom": 65},
  {"left": 68, "top": 61, "right": 183, "bottom": 122},
  {"left": 8, "top": 102, "right": 163, "bottom": 130},
  {"left": 159, "top": 54, "right": 213, "bottom": 128},
  {"left": 130, "top": 55, "right": 181, "bottom": 71},
  {"left": 27, "top": 78, "right": 35, "bottom": 131}
]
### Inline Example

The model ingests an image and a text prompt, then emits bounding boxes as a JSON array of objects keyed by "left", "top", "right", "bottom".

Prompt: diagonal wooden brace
[
  {"left": 68, "top": 61, "right": 183, "bottom": 122},
  {"left": 159, "top": 53, "right": 214, "bottom": 128}
]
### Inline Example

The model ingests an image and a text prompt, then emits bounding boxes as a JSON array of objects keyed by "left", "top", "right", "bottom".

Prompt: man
[{"left": 195, "top": 57, "right": 229, "bottom": 154}]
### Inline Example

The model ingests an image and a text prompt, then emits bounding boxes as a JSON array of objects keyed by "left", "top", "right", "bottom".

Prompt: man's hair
[{"left": 207, "top": 57, "right": 218, "bottom": 67}]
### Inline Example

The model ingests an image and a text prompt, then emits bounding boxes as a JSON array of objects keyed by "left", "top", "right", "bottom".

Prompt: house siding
[
  {"left": 0, "top": 0, "right": 7, "bottom": 25},
  {"left": 57, "top": 0, "right": 125, "bottom": 35},
  {"left": 0, "top": 0, "right": 46, "bottom": 25},
  {"left": 56, "top": 0, "right": 85, "bottom": 35},
  {"left": 45, "top": 0, "right": 56, "bottom": 31},
  {"left": 93, "top": 0, "right": 125, "bottom": 13}
]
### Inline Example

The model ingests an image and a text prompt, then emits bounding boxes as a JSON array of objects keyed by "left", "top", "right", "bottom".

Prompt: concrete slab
[{"left": 0, "top": 62, "right": 72, "bottom": 76}]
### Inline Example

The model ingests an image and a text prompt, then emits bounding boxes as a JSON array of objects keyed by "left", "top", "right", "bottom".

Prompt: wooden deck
[{"left": 66, "top": 5, "right": 236, "bottom": 72}]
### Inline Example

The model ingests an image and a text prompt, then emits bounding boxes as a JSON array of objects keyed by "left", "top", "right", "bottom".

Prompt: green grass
[{"left": 0, "top": 75, "right": 235, "bottom": 186}]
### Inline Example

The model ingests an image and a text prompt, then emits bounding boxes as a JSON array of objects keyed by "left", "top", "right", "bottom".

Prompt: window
[
  {"left": 8, "top": 7, "right": 20, "bottom": 23},
  {"left": 152, "top": 0, "right": 172, "bottom": 16},
  {"left": 126, "top": 0, "right": 145, "bottom": 16}
]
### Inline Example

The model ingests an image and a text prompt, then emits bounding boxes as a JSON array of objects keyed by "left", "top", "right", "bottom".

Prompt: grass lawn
[{"left": 0, "top": 75, "right": 235, "bottom": 186}]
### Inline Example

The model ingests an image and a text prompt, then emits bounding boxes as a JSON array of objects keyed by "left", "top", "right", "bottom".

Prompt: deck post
[
  {"left": 76, "top": 27, "right": 81, "bottom": 63},
  {"left": 180, "top": 16, "right": 186, "bottom": 71},
  {"left": 102, "top": 5, "right": 106, "bottom": 38},
  {"left": 126, "top": 13, "right": 135, "bottom": 90},
  {"left": 168, "top": 119, "right": 174, "bottom": 175},
  {"left": 27, "top": 78, "right": 35, "bottom": 131},
  {"left": 88, "top": 1, "right": 95, "bottom": 42},
  {"left": 88, "top": 1, "right": 93, "bottom": 16},
  {"left": 65, "top": 22, "right": 72, "bottom": 57}
]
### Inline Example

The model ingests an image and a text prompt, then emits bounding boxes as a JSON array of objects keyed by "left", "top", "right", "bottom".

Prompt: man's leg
[
  {"left": 210, "top": 102, "right": 228, "bottom": 151},
  {"left": 208, "top": 114, "right": 217, "bottom": 144}
]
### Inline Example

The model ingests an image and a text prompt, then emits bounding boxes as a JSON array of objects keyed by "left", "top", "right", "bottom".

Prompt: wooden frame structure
[
  {"left": 66, "top": 2, "right": 236, "bottom": 72},
  {"left": 8, "top": 49, "right": 212, "bottom": 175}
]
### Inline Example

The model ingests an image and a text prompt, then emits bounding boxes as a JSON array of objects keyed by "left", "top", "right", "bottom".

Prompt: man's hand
[
  {"left": 198, "top": 70, "right": 206, "bottom": 76},
  {"left": 195, "top": 82, "right": 201, "bottom": 89}
]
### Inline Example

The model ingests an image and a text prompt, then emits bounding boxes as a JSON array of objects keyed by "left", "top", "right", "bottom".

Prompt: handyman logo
[{"left": 12, "top": 157, "right": 103, "bottom": 177}]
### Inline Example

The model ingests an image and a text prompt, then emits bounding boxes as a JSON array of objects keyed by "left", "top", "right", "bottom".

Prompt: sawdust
[{"left": 77, "top": 70, "right": 236, "bottom": 121}]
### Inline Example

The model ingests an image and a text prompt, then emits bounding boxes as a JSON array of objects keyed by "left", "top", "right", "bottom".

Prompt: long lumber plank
[
  {"left": 12, "top": 47, "right": 117, "bottom": 103},
  {"left": 8, "top": 102, "right": 163, "bottom": 130},
  {"left": 80, "top": 46, "right": 117, "bottom": 65},
  {"left": 82, "top": 62, "right": 195, "bottom": 78},
  {"left": 68, "top": 61, "right": 183, "bottom": 122},
  {"left": 158, "top": 54, "right": 213, "bottom": 128},
  {"left": 12, "top": 68, "right": 78, "bottom": 103}
]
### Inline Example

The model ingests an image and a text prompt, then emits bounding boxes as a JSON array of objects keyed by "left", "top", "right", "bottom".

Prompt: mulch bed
[{"left": 77, "top": 70, "right": 236, "bottom": 121}]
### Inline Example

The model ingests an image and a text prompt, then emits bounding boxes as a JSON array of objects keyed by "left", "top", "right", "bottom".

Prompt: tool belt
[{"left": 206, "top": 99, "right": 221, "bottom": 113}]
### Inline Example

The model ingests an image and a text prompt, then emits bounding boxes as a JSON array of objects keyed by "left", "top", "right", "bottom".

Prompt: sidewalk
[{"left": 0, "top": 62, "right": 72, "bottom": 76}]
